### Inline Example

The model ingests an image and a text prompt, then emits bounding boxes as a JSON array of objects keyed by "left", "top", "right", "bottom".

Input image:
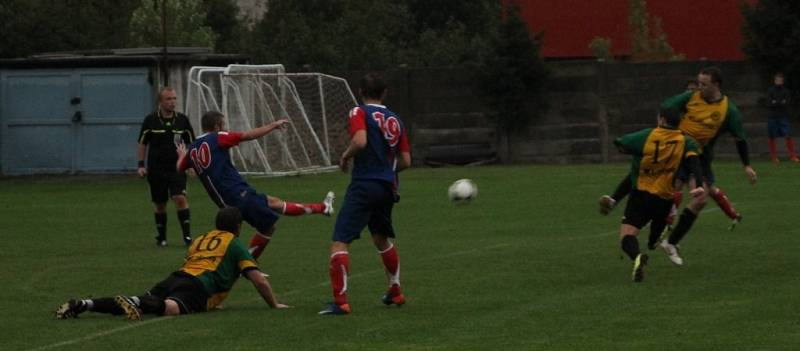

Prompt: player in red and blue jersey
[
  {"left": 319, "top": 73, "right": 411, "bottom": 315},
  {"left": 177, "top": 111, "right": 334, "bottom": 260}
]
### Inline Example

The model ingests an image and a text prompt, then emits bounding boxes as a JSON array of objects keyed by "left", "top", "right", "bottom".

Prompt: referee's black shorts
[
  {"left": 147, "top": 170, "right": 187, "bottom": 203},
  {"left": 622, "top": 189, "right": 673, "bottom": 229},
  {"left": 146, "top": 271, "right": 208, "bottom": 314}
]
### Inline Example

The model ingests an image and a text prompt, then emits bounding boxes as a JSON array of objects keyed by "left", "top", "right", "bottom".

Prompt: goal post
[{"left": 185, "top": 64, "right": 357, "bottom": 177}]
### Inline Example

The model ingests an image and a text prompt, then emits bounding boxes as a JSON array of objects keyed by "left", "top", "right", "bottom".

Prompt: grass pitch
[{"left": 1, "top": 161, "right": 798, "bottom": 350}]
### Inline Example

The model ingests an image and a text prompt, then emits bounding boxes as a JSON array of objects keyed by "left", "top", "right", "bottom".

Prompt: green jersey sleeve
[
  {"left": 229, "top": 237, "right": 258, "bottom": 272},
  {"left": 614, "top": 128, "right": 653, "bottom": 155},
  {"left": 660, "top": 91, "right": 693, "bottom": 112},
  {"left": 684, "top": 135, "right": 700, "bottom": 158},
  {"left": 723, "top": 101, "right": 747, "bottom": 141}
]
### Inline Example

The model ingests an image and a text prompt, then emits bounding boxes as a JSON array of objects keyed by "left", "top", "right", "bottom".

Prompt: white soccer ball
[{"left": 448, "top": 179, "right": 478, "bottom": 203}]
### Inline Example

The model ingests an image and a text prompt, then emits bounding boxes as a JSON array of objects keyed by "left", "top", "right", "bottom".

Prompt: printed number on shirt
[
  {"left": 189, "top": 142, "right": 212, "bottom": 172},
  {"left": 371, "top": 111, "right": 401, "bottom": 147}
]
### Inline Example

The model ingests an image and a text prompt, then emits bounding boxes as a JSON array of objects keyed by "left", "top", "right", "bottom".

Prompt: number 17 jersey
[
  {"left": 349, "top": 104, "right": 410, "bottom": 189},
  {"left": 614, "top": 127, "right": 699, "bottom": 199}
]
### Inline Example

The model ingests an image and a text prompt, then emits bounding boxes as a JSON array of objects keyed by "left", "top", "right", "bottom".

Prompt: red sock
[
  {"left": 786, "top": 138, "right": 797, "bottom": 158},
  {"left": 248, "top": 233, "right": 271, "bottom": 260},
  {"left": 379, "top": 244, "right": 401, "bottom": 293},
  {"left": 769, "top": 138, "right": 778, "bottom": 160},
  {"left": 711, "top": 188, "right": 739, "bottom": 220},
  {"left": 281, "top": 202, "right": 324, "bottom": 216},
  {"left": 329, "top": 252, "right": 350, "bottom": 306}
]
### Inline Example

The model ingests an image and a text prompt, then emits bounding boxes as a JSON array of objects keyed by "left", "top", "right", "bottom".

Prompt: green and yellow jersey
[
  {"left": 180, "top": 230, "right": 258, "bottom": 309},
  {"left": 615, "top": 127, "right": 700, "bottom": 199},
  {"left": 661, "top": 90, "right": 746, "bottom": 158}
]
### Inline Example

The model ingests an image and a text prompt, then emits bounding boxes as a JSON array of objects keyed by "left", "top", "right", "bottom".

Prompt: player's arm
[
  {"left": 340, "top": 107, "right": 368, "bottom": 172},
  {"left": 176, "top": 143, "right": 190, "bottom": 172},
  {"left": 660, "top": 91, "right": 693, "bottom": 111},
  {"left": 396, "top": 130, "right": 411, "bottom": 171},
  {"left": 613, "top": 128, "right": 651, "bottom": 155},
  {"left": 136, "top": 118, "right": 150, "bottom": 178},
  {"left": 239, "top": 119, "right": 290, "bottom": 141},
  {"left": 243, "top": 268, "right": 290, "bottom": 309},
  {"left": 725, "top": 103, "right": 757, "bottom": 184},
  {"left": 684, "top": 154, "right": 705, "bottom": 197}
]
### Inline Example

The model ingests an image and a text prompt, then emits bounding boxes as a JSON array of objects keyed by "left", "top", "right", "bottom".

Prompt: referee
[{"left": 137, "top": 87, "right": 196, "bottom": 247}]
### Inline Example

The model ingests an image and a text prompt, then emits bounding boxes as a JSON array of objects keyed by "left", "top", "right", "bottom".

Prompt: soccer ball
[{"left": 448, "top": 179, "right": 478, "bottom": 203}]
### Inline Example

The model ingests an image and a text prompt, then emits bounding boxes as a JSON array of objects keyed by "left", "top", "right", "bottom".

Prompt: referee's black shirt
[{"left": 138, "top": 111, "right": 195, "bottom": 172}]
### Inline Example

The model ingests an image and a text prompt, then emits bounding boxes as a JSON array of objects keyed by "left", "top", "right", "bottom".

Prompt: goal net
[{"left": 185, "top": 65, "right": 357, "bottom": 176}]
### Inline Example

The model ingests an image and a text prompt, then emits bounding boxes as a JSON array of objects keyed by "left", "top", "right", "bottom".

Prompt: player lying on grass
[
  {"left": 177, "top": 111, "right": 334, "bottom": 260},
  {"left": 55, "top": 207, "right": 289, "bottom": 320},
  {"left": 613, "top": 107, "right": 704, "bottom": 282}
]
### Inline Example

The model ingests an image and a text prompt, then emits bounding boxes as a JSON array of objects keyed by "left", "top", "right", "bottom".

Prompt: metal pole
[{"left": 161, "top": 0, "right": 169, "bottom": 86}]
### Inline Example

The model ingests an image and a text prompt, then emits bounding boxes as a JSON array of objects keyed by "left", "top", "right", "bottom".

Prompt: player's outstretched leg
[
  {"left": 620, "top": 234, "right": 646, "bottom": 282},
  {"left": 54, "top": 299, "right": 89, "bottom": 319},
  {"left": 319, "top": 250, "right": 351, "bottom": 315},
  {"left": 270, "top": 192, "right": 335, "bottom": 217},
  {"left": 248, "top": 233, "right": 272, "bottom": 260},
  {"left": 709, "top": 187, "right": 741, "bottom": 230}
]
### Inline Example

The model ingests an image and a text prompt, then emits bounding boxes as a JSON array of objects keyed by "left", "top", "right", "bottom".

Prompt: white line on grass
[
  {"left": 27, "top": 317, "right": 172, "bottom": 351},
  {"left": 27, "top": 243, "right": 512, "bottom": 351}
]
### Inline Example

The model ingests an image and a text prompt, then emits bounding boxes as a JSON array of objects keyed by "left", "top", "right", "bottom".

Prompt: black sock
[
  {"left": 155, "top": 212, "right": 167, "bottom": 240},
  {"left": 137, "top": 295, "right": 166, "bottom": 315},
  {"left": 177, "top": 208, "right": 191, "bottom": 237},
  {"left": 611, "top": 176, "right": 633, "bottom": 202},
  {"left": 648, "top": 220, "right": 667, "bottom": 248},
  {"left": 669, "top": 208, "right": 698, "bottom": 245},
  {"left": 621, "top": 235, "right": 640, "bottom": 260},
  {"left": 88, "top": 297, "right": 125, "bottom": 315}
]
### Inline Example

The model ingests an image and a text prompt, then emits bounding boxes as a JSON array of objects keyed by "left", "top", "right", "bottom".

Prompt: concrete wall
[{"left": 344, "top": 61, "right": 780, "bottom": 166}]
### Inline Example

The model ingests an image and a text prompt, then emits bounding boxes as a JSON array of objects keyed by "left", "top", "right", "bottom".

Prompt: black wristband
[{"left": 138, "top": 160, "right": 145, "bottom": 168}]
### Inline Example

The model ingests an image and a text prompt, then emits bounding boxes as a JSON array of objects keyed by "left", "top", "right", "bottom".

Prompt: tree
[
  {"left": 742, "top": 0, "right": 800, "bottom": 85},
  {"left": 204, "top": 0, "right": 249, "bottom": 53},
  {"left": 629, "top": 0, "right": 682, "bottom": 62},
  {"left": 0, "top": 0, "right": 139, "bottom": 58},
  {"left": 128, "top": 0, "right": 217, "bottom": 48},
  {"left": 478, "top": 4, "right": 550, "bottom": 160}
]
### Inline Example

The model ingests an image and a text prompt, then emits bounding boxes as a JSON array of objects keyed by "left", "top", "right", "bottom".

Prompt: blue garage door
[{"left": 1, "top": 67, "right": 152, "bottom": 174}]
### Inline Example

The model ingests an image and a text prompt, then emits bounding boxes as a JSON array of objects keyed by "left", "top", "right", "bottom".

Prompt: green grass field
[{"left": 2, "top": 161, "right": 798, "bottom": 350}]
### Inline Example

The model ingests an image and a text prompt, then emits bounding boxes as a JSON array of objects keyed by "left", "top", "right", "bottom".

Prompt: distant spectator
[{"left": 765, "top": 72, "right": 798, "bottom": 163}]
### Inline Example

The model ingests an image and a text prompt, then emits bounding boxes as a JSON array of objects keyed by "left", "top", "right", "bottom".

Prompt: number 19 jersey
[{"left": 349, "top": 104, "right": 410, "bottom": 189}]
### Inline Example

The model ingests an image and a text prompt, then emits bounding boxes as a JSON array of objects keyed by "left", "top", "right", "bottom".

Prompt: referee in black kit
[{"left": 137, "top": 87, "right": 196, "bottom": 247}]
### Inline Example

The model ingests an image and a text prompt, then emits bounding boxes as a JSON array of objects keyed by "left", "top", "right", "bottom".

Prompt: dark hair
[
  {"left": 215, "top": 207, "right": 242, "bottom": 234},
  {"left": 201, "top": 111, "right": 225, "bottom": 132},
  {"left": 699, "top": 66, "right": 723, "bottom": 87},
  {"left": 659, "top": 106, "right": 682, "bottom": 128},
  {"left": 359, "top": 73, "right": 387, "bottom": 100},
  {"left": 775, "top": 72, "right": 785, "bottom": 78}
]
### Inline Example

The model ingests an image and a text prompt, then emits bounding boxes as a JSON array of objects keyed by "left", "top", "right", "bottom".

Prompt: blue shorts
[
  {"left": 234, "top": 190, "right": 279, "bottom": 234},
  {"left": 332, "top": 180, "right": 397, "bottom": 244},
  {"left": 768, "top": 117, "right": 791, "bottom": 138},
  {"left": 676, "top": 153, "right": 715, "bottom": 185}
]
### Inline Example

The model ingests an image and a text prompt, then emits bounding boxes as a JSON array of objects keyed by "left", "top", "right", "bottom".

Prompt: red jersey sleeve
[
  {"left": 218, "top": 131, "right": 243, "bottom": 149},
  {"left": 348, "top": 107, "right": 367, "bottom": 138},
  {"left": 398, "top": 129, "right": 410, "bottom": 153}
]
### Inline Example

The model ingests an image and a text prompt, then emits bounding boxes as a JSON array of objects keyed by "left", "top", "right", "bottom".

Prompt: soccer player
[
  {"left": 765, "top": 72, "right": 798, "bottom": 164},
  {"left": 599, "top": 67, "right": 757, "bottom": 238},
  {"left": 177, "top": 111, "right": 334, "bottom": 261},
  {"left": 55, "top": 207, "right": 289, "bottom": 320},
  {"left": 137, "top": 87, "right": 196, "bottom": 247},
  {"left": 614, "top": 107, "right": 704, "bottom": 282},
  {"left": 318, "top": 73, "right": 411, "bottom": 315}
]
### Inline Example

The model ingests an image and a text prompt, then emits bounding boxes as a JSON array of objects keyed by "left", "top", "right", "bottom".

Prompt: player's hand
[
  {"left": 137, "top": 167, "right": 147, "bottom": 178},
  {"left": 272, "top": 119, "right": 290, "bottom": 130},
  {"left": 689, "top": 187, "right": 705, "bottom": 198},
  {"left": 339, "top": 155, "right": 350, "bottom": 173},
  {"left": 176, "top": 143, "right": 187, "bottom": 158},
  {"left": 272, "top": 303, "right": 291, "bottom": 309},
  {"left": 744, "top": 166, "right": 757, "bottom": 185}
]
